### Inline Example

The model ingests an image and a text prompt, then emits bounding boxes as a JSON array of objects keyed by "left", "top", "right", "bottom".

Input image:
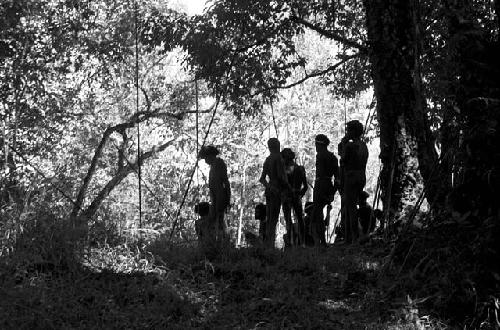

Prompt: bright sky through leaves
[{"left": 181, "top": 0, "right": 206, "bottom": 15}]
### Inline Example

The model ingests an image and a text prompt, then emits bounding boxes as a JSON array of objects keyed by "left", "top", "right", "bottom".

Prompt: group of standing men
[
  {"left": 196, "top": 119, "right": 369, "bottom": 248},
  {"left": 258, "top": 119, "right": 369, "bottom": 247}
]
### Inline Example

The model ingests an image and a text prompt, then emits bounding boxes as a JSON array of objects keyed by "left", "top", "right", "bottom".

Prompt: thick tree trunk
[
  {"left": 407, "top": 0, "right": 441, "bottom": 204},
  {"left": 363, "top": 0, "right": 438, "bottom": 215}
]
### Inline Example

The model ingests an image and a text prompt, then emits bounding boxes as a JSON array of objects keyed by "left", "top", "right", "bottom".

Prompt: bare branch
[
  {"left": 232, "top": 21, "right": 287, "bottom": 54},
  {"left": 135, "top": 102, "right": 216, "bottom": 121},
  {"left": 71, "top": 125, "right": 121, "bottom": 217},
  {"left": 138, "top": 138, "right": 176, "bottom": 166},
  {"left": 80, "top": 138, "right": 176, "bottom": 220},
  {"left": 290, "top": 15, "right": 367, "bottom": 52},
  {"left": 140, "top": 86, "right": 152, "bottom": 112},
  {"left": 251, "top": 54, "right": 359, "bottom": 97}
]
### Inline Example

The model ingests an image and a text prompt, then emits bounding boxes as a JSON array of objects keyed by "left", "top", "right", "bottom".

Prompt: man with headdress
[
  {"left": 259, "top": 138, "right": 291, "bottom": 247},
  {"left": 312, "top": 134, "right": 339, "bottom": 246},
  {"left": 198, "top": 145, "right": 231, "bottom": 242},
  {"left": 340, "top": 120, "right": 369, "bottom": 244}
]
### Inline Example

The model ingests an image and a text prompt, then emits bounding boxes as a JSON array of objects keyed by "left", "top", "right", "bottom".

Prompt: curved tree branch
[
  {"left": 251, "top": 53, "right": 359, "bottom": 97},
  {"left": 80, "top": 138, "right": 176, "bottom": 220},
  {"left": 290, "top": 15, "right": 367, "bottom": 52}
]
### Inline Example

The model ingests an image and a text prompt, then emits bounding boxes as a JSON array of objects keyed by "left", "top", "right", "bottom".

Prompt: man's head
[
  {"left": 198, "top": 145, "right": 219, "bottom": 165},
  {"left": 255, "top": 203, "right": 266, "bottom": 221},
  {"left": 281, "top": 148, "right": 295, "bottom": 163},
  {"left": 267, "top": 138, "right": 280, "bottom": 153},
  {"left": 346, "top": 120, "right": 364, "bottom": 139},
  {"left": 315, "top": 134, "right": 330, "bottom": 152},
  {"left": 194, "top": 202, "right": 210, "bottom": 217}
]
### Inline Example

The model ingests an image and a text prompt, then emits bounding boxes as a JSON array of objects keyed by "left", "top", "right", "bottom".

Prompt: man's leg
[
  {"left": 282, "top": 200, "right": 293, "bottom": 247},
  {"left": 344, "top": 181, "right": 358, "bottom": 243},
  {"left": 341, "top": 194, "right": 351, "bottom": 243},
  {"left": 266, "top": 191, "right": 281, "bottom": 247},
  {"left": 216, "top": 211, "right": 228, "bottom": 242},
  {"left": 259, "top": 219, "right": 266, "bottom": 240},
  {"left": 207, "top": 204, "right": 218, "bottom": 244},
  {"left": 213, "top": 195, "right": 228, "bottom": 242},
  {"left": 311, "top": 201, "right": 326, "bottom": 246},
  {"left": 292, "top": 196, "right": 305, "bottom": 245},
  {"left": 344, "top": 171, "right": 365, "bottom": 243}
]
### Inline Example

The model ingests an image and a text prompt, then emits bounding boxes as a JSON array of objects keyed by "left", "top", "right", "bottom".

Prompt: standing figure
[
  {"left": 312, "top": 134, "right": 339, "bottom": 246},
  {"left": 281, "top": 148, "right": 308, "bottom": 246},
  {"left": 341, "top": 120, "right": 369, "bottom": 244},
  {"left": 198, "top": 145, "right": 231, "bottom": 242},
  {"left": 259, "top": 138, "right": 291, "bottom": 247}
]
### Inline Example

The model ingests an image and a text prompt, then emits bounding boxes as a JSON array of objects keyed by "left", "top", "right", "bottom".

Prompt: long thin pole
[
  {"left": 134, "top": 1, "right": 142, "bottom": 228},
  {"left": 270, "top": 98, "right": 279, "bottom": 138},
  {"left": 195, "top": 79, "right": 199, "bottom": 181},
  {"left": 236, "top": 122, "right": 248, "bottom": 247},
  {"left": 343, "top": 97, "right": 347, "bottom": 131}
]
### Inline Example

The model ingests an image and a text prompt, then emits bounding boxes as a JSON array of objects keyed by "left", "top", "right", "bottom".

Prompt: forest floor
[{"left": 0, "top": 234, "right": 451, "bottom": 329}]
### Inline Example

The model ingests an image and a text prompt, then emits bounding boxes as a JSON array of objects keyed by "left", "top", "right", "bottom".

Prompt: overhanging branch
[
  {"left": 291, "top": 15, "right": 367, "bottom": 52},
  {"left": 251, "top": 54, "right": 359, "bottom": 97}
]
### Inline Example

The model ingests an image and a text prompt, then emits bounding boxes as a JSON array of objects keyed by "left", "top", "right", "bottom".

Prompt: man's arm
[
  {"left": 362, "top": 142, "right": 369, "bottom": 171},
  {"left": 221, "top": 161, "right": 231, "bottom": 206},
  {"left": 259, "top": 158, "right": 269, "bottom": 188}
]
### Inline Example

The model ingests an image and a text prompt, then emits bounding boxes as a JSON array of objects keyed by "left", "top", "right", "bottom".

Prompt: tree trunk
[
  {"left": 363, "top": 0, "right": 438, "bottom": 214},
  {"left": 72, "top": 129, "right": 175, "bottom": 222}
]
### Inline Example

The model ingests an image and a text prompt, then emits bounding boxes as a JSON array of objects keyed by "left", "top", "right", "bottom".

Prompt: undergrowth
[
  {"left": 2, "top": 211, "right": 493, "bottom": 329},
  {"left": 383, "top": 214, "right": 500, "bottom": 329}
]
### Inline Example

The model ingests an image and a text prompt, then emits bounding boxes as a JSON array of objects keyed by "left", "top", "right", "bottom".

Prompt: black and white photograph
[{"left": 1, "top": 0, "right": 499, "bottom": 328}]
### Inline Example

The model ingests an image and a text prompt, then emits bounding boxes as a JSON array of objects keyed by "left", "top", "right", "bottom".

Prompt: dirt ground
[{"left": 0, "top": 239, "right": 448, "bottom": 329}]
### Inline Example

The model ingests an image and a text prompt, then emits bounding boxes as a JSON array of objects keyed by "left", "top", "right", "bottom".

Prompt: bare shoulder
[{"left": 214, "top": 157, "right": 227, "bottom": 171}]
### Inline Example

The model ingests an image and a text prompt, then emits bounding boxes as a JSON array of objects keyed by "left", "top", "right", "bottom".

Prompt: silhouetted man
[
  {"left": 281, "top": 148, "right": 308, "bottom": 246},
  {"left": 259, "top": 138, "right": 291, "bottom": 247},
  {"left": 312, "top": 134, "right": 339, "bottom": 246},
  {"left": 341, "top": 120, "right": 368, "bottom": 244},
  {"left": 198, "top": 145, "right": 231, "bottom": 242}
]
